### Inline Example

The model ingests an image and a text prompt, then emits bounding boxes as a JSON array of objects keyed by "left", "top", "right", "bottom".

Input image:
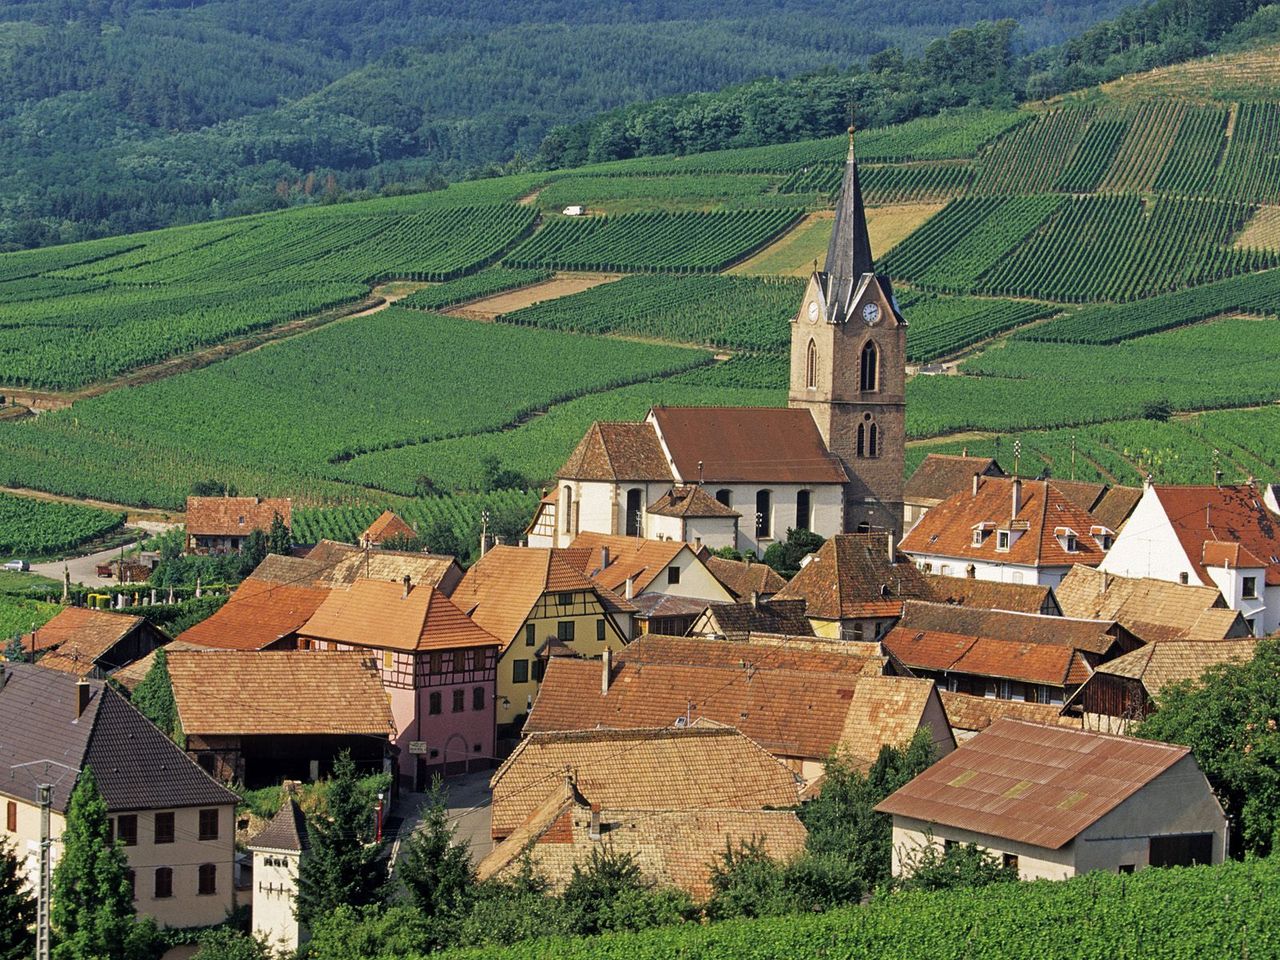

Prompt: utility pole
[{"left": 11, "top": 760, "right": 78, "bottom": 960}]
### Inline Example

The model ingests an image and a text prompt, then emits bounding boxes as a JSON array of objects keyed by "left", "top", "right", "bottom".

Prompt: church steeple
[{"left": 824, "top": 126, "right": 874, "bottom": 283}]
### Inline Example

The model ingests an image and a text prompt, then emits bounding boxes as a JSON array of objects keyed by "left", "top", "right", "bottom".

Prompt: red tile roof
[
  {"left": 22, "top": 607, "right": 148, "bottom": 659},
  {"left": 185, "top": 496, "right": 291, "bottom": 536},
  {"left": 177, "top": 578, "right": 329, "bottom": 651},
  {"left": 1154, "top": 484, "right": 1280, "bottom": 586},
  {"left": 567, "top": 533, "right": 690, "bottom": 594},
  {"left": 922, "top": 575, "right": 1059, "bottom": 615},
  {"left": 360, "top": 510, "right": 417, "bottom": 545},
  {"left": 875, "top": 719, "right": 1193, "bottom": 849},
  {"left": 774, "top": 533, "right": 933, "bottom": 621},
  {"left": 299, "top": 579, "right": 499, "bottom": 653},
  {"left": 649, "top": 407, "right": 847, "bottom": 484},
  {"left": 647, "top": 485, "right": 740, "bottom": 518},
  {"left": 939, "top": 691, "right": 1081, "bottom": 735}
]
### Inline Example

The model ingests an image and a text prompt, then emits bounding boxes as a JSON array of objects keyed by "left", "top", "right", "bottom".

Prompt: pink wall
[{"left": 387, "top": 678, "right": 496, "bottom": 779}]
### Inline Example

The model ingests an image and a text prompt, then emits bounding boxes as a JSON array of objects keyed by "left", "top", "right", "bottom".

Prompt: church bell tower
[{"left": 788, "top": 126, "right": 906, "bottom": 539}]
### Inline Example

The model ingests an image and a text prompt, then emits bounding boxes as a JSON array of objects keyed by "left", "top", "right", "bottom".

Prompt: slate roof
[
  {"left": 22, "top": 607, "right": 147, "bottom": 657},
  {"left": 939, "top": 691, "right": 1081, "bottom": 736},
  {"left": 360, "top": 510, "right": 417, "bottom": 545},
  {"left": 705, "top": 556, "right": 788, "bottom": 600},
  {"left": 1080, "top": 639, "right": 1258, "bottom": 703},
  {"left": 774, "top": 533, "right": 933, "bottom": 620},
  {"left": 489, "top": 726, "right": 800, "bottom": 837},
  {"left": 186, "top": 496, "right": 291, "bottom": 537},
  {"left": 302, "top": 540, "right": 461, "bottom": 591},
  {"left": 900, "top": 477, "right": 1108, "bottom": 569},
  {"left": 922, "top": 575, "right": 1059, "bottom": 615},
  {"left": 557, "top": 422, "right": 672, "bottom": 482},
  {"left": 248, "top": 797, "right": 308, "bottom": 853},
  {"left": 167, "top": 650, "right": 395, "bottom": 736},
  {"left": 698, "top": 599, "right": 815, "bottom": 637},
  {"left": 648, "top": 407, "right": 848, "bottom": 485},
  {"left": 837, "top": 676, "right": 950, "bottom": 765},
  {"left": 905, "top": 454, "right": 1005, "bottom": 505},
  {"left": 1055, "top": 565, "right": 1246, "bottom": 643},
  {"left": 875, "top": 719, "right": 1192, "bottom": 849},
  {"left": 299, "top": 580, "right": 499, "bottom": 653},
  {"left": 1153, "top": 484, "right": 1280, "bottom": 587},
  {"left": 0, "top": 663, "right": 236, "bottom": 814},
  {"left": 647, "top": 485, "right": 740, "bottom": 518}
]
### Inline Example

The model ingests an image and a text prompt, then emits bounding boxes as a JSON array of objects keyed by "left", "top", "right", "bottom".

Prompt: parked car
[{"left": 3, "top": 559, "right": 29, "bottom": 571}]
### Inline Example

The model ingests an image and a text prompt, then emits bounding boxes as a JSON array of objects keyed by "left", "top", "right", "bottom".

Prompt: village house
[
  {"left": 689, "top": 597, "right": 815, "bottom": 638},
  {"left": 567, "top": 532, "right": 733, "bottom": 604},
  {"left": 922, "top": 575, "right": 1061, "bottom": 616},
  {"left": 296, "top": 578, "right": 500, "bottom": 788},
  {"left": 877, "top": 719, "right": 1227, "bottom": 879},
  {"left": 882, "top": 601, "right": 1141, "bottom": 708},
  {"left": 704, "top": 554, "right": 788, "bottom": 601},
  {"left": 185, "top": 496, "right": 292, "bottom": 554},
  {"left": 525, "top": 632, "right": 953, "bottom": 782},
  {"left": 1065, "top": 639, "right": 1258, "bottom": 733},
  {"left": 166, "top": 650, "right": 395, "bottom": 787},
  {"left": 1047, "top": 479, "right": 1143, "bottom": 533},
  {"left": 358, "top": 509, "right": 418, "bottom": 548},
  {"left": 900, "top": 476, "right": 1112, "bottom": 587},
  {"left": 904, "top": 454, "right": 1005, "bottom": 531},
  {"left": 1098, "top": 483, "right": 1280, "bottom": 636},
  {"left": 448, "top": 545, "right": 634, "bottom": 738},
  {"left": 248, "top": 796, "right": 309, "bottom": 953},
  {"left": 630, "top": 593, "right": 712, "bottom": 638},
  {"left": 21, "top": 606, "right": 169, "bottom": 679},
  {"left": 772, "top": 532, "right": 934, "bottom": 640},
  {"left": 0, "top": 664, "right": 238, "bottom": 928}
]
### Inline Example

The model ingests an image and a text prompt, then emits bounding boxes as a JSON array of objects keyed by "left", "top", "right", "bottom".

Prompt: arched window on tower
[
  {"left": 869, "top": 421, "right": 879, "bottom": 458},
  {"left": 860, "top": 340, "right": 878, "bottom": 392},
  {"left": 806, "top": 339, "right": 817, "bottom": 390},
  {"left": 857, "top": 413, "right": 878, "bottom": 459}
]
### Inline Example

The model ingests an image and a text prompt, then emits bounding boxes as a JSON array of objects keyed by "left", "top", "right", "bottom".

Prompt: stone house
[{"left": 185, "top": 496, "right": 292, "bottom": 555}]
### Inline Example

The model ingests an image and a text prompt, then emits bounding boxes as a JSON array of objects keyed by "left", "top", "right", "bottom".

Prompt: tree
[
  {"left": 398, "top": 780, "right": 474, "bottom": 918},
  {"left": 267, "top": 511, "right": 291, "bottom": 556},
  {"left": 130, "top": 647, "right": 180, "bottom": 742},
  {"left": 419, "top": 516, "right": 466, "bottom": 559},
  {"left": 52, "top": 766, "right": 156, "bottom": 960},
  {"left": 762, "top": 528, "right": 825, "bottom": 578},
  {"left": 295, "top": 751, "right": 387, "bottom": 927},
  {"left": 1138, "top": 638, "right": 1280, "bottom": 857},
  {"left": 0, "top": 838, "right": 36, "bottom": 960},
  {"left": 706, "top": 839, "right": 799, "bottom": 920},
  {"left": 190, "top": 928, "right": 270, "bottom": 960},
  {"left": 890, "top": 836, "right": 1019, "bottom": 893},
  {"left": 4, "top": 635, "right": 26, "bottom": 663},
  {"left": 479, "top": 455, "right": 527, "bottom": 493},
  {"left": 380, "top": 532, "right": 425, "bottom": 553},
  {"left": 239, "top": 529, "right": 268, "bottom": 577},
  {"left": 560, "top": 846, "right": 690, "bottom": 936}
]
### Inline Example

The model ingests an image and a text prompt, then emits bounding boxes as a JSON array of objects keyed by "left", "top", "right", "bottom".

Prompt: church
[{"left": 527, "top": 130, "right": 907, "bottom": 556}]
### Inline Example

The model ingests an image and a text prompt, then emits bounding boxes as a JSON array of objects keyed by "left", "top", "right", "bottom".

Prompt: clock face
[
  {"left": 807, "top": 301, "right": 819, "bottom": 323},
  {"left": 862, "top": 302, "right": 881, "bottom": 326}
]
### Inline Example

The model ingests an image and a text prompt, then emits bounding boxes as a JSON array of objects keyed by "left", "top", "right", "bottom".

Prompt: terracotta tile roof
[
  {"left": 557, "top": 422, "right": 672, "bottom": 482},
  {"left": 698, "top": 599, "right": 815, "bottom": 637},
  {"left": 1055, "top": 566, "right": 1247, "bottom": 643},
  {"left": 1086, "top": 639, "right": 1258, "bottom": 703},
  {"left": 249, "top": 797, "right": 308, "bottom": 853},
  {"left": 894, "top": 601, "right": 1122, "bottom": 655},
  {"left": 22, "top": 607, "right": 147, "bottom": 658},
  {"left": 900, "top": 477, "right": 1108, "bottom": 569},
  {"left": 360, "top": 510, "right": 417, "bottom": 545},
  {"left": 177, "top": 578, "right": 330, "bottom": 651},
  {"left": 489, "top": 726, "right": 801, "bottom": 837},
  {"left": 524, "top": 634, "right": 884, "bottom": 761},
  {"left": 647, "top": 485, "right": 740, "bottom": 518},
  {"left": 167, "top": 650, "right": 394, "bottom": 736},
  {"left": 1153, "top": 484, "right": 1280, "bottom": 586},
  {"left": 939, "top": 691, "right": 1080, "bottom": 736},
  {"left": 875, "top": 718, "right": 1191, "bottom": 849},
  {"left": 774, "top": 534, "right": 933, "bottom": 621},
  {"left": 299, "top": 579, "right": 499, "bottom": 653},
  {"left": 111, "top": 641, "right": 210, "bottom": 691},
  {"left": 704, "top": 556, "right": 787, "bottom": 600},
  {"left": 185, "top": 496, "right": 291, "bottom": 537},
  {"left": 905, "top": 454, "right": 1004, "bottom": 504},
  {"left": 1203, "top": 540, "right": 1266, "bottom": 569},
  {"left": 1091, "top": 485, "right": 1143, "bottom": 531},
  {"left": 1046, "top": 479, "right": 1107, "bottom": 513},
  {"left": 649, "top": 407, "right": 848, "bottom": 485},
  {"left": 303, "top": 540, "right": 461, "bottom": 591},
  {"left": 837, "top": 676, "right": 950, "bottom": 764},
  {"left": 922, "top": 575, "right": 1059, "bottom": 615},
  {"left": 567, "top": 533, "right": 689, "bottom": 594}
]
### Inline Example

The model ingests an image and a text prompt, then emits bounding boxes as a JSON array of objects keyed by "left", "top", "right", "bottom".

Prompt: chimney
[
  {"left": 1011, "top": 478, "right": 1022, "bottom": 518},
  {"left": 601, "top": 648, "right": 612, "bottom": 695},
  {"left": 973, "top": 473, "right": 980, "bottom": 497},
  {"left": 886, "top": 531, "right": 895, "bottom": 562},
  {"left": 75, "top": 680, "right": 91, "bottom": 719},
  {"left": 750, "top": 590, "right": 759, "bottom": 610},
  {"left": 600, "top": 546, "right": 610, "bottom": 570},
  {"left": 624, "top": 577, "right": 634, "bottom": 600},
  {"left": 401, "top": 574, "right": 412, "bottom": 599},
  {"left": 589, "top": 802, "right": 601, "bottom": 841}
]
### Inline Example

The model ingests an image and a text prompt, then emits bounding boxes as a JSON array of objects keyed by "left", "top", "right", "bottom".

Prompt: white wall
[
  {"left": 905, "top": 554, "right": 1064, "bottom": 587},
  {"left": 640, "top": 548, "right": 734, "bottom": 602},
  {"left": 711, "top": 483, "right": 842, "bottom": 557},
  {"left": 890, "top": 819, "right": 1074, "bottom": 881},
  {"left": 682, "top": 516, "right": 738, "bottom": 552},
  {"left": 1204, "top": 565, "right": 1271, "bottom": 636},
  {"left": 1098, "top": 487, "right": 1198, "bottom": 585},
  {"left": 252, "top": 848, "right": 305, "bottom": 952}
]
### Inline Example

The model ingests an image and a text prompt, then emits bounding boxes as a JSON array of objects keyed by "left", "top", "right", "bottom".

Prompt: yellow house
[{"left": 451, "top": 545, "right": 633, "bottom": 735}]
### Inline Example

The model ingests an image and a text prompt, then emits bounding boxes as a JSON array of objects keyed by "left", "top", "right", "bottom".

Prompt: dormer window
[
  {"left": 996, "top": 530, "right": 1011, "bottom": 552},
  {"left": 971, "top": 522, "right": 994, "bottom": 546},
  {"left": 1054, "top": 526, "right": 1079, "bottom": 553},
  {"left": 1090, "top": 525, "right": 1114, "bottom": 550}
]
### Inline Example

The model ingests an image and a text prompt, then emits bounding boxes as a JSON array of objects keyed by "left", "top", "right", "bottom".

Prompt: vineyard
[
  {"left": 0, "top": 493, "right": 125, "bottom": 557},
  {"left": 0, "top": 595, "right": 59, "bottom": 638},
  {"left": 504, "top": 209, "right": 802, "bottom": 272},
  {"left": 292, "top": 489, "right": 538, "bottom": 550},
  {"left": 780, "top": 162, "right": 974, "bottom": 203}
]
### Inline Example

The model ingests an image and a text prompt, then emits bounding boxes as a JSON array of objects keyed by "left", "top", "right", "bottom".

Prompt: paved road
[
  {"left": 32, "top": 539, "right": 141, "bottom": 587},
  {"left": 391, "top": 770, "right": 494, "bottom": 873}
]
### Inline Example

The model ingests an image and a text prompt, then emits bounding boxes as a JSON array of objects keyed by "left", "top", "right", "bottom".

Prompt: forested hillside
[{"left": 0, "top": 0, "right": 1131, "bottom": 248}]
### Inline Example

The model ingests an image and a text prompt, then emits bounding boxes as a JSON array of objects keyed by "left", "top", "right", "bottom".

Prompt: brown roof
[
  {"left": 649, "top": 407, "right": 847, "bottom": 485},
  {"left": 249, "top": 797, "right": 309, "bottom": 853},
  {"left": 111, "top": 640, "right": 210, "bottom": 691},
  {"left": 875, "top": 718, "right": 1192, "bottom": 848},
  {"left": 22, "top": 607, "right": 146, "bottom": 657},
  {"left": 1084, "top": 639, "right": 1258, "bottom": 703},
  {"left": 1055, "top": 566, "right": 1246, "bottom": 643},
  {"left": 1046, "top": 479, "right": 1107, "bottom": 513},
  {"left": 775, "top": 533, "right": 934, "bottom": 620},
  {"left": 185, "top": 496, "right": 291, "bottom": 537},
  {"left": 705, "top": 555, "right": 787, "bottom": 600},
  {"left": 489, "top": 726, "right": 800, "bottom": 837},
  {"left": 167, "top": 650, "right": 394, "bottom": 736},
  {"left": 177, "top": 577, "right": 329, "bottom": 651},
  {"left": 905, "top": 454, "right": 1004, "bottom": 504},
  {"left": 360, "top": 510, "right": 417, "bottom": 545},
  {"left": 698, "top": 599, "right": 815, "bottom": 637},
  {"left": 557, "top": 422, "right": 672, "bottom": 482},
  {"left": 922, "top": 575, "right": 1059, "bottom": 615},
  {"left": 896, "top": 602, "right": 1121, "bottom": 655},
  {"left": 299, "top": 579, "right": 499, "bottom": 653},
  {"left": 567, "top": 533, "right": 690, "bottom": 594},
  {"left": 1091, "top": 485, "right": 1143, "bottom": 531},
  {"left": 632, "top": 593, "right": 710, "bottom": 620},
  {"left": 940, "top": 691, "right": 1081, "bottom": 735},
  {"left": 837, "top": 676, "right": 950, "bottom": 764},
  {"left": 1154, "top": 484, "right": 1280, "bottom": 586},
  {"left": 647, "top": 485, "right": 740, "bottom": 518},
  {"left": 900, "top": 477, "right": 1108, "bottom": 569},
  {"left": 302, "top": 540, "right": 461, "bottom": 591}
]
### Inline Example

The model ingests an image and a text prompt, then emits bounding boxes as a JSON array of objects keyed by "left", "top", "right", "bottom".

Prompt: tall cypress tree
[
  {"left": 268, "top": 511, "right": 292, "bottom": 557},
  {"left": 130, "top": 647, "right": 180, "bottom": 742},
  {"left": 0, "top": 837, "right": 36, "bottom": 960}
]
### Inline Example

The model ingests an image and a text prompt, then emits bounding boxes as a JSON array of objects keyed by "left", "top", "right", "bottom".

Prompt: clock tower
[{"left": 788, "top": 127, "right": 906, "bottom": 539}]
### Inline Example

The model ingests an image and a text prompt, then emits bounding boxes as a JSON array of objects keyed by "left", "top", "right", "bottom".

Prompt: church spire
[{"left": 823, "top": 124, "right": 874, "bottom": 281}]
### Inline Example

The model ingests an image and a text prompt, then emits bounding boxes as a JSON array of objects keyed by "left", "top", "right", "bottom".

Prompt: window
[
  {"left": 197, "top": 863, "right": 217, "bottom": 896},
  {"left": 755, "top": 490, "right": 772, "bottom": 539},
  {"left": 852, "top": 622, "right": 865, "bottom": 642},
  {"left": 429, "top": 691, "right": 442, "bottom": 715},
  {"left": 562, "top": 486, "right": 574, "bottom": 534},
  {"left": 154, "top": 812, "right": 175, "bottom": 845},
  {"left": 452, "top": 689, "right": 465, "bottom": 713},
  {"left": 1243, "top": 576, "right": 1258, "bottom": 599},
  {"left": 626, "top": 488, "right": 643, "bottom": 538},
  {"left": 557, "top": 592, "right": 573, "bottom": 607},
  {"left": 996, "top": 530, "right": 1011, "bottom": 552},
  {"left": 557, "top": 620, "right": 575, "bottom": 642},
  {"left": 1002, "top": 853, "right": 1019, "bottom": 872},
  {"left": 983, "top": 680, "right": 999, "bottom": 700},
  {"left": 1179, "top": 572, "right": 1189, "bottom": 585},
  {"left": 1149, "top": 833, "right": 1213, "bottom": 868},
  {"left": 454, "top": 650, "right": 466, "bottom": 672},
  {"left": 473, "top": 687, "right": 485, "bottom": 711},
  {"left": 667, "top": 565, "right": 681, "bottom": 585},
  {"left": 806, "top": 339, "right": 817, "bottom": 389},
  {"left": 596, "top": 619, "right": 606, "bottom": 642},
  {"left": 859, "top": 340, "right": 878, "bottom": 392},
  {"left": 856, "top": 414, "right": 878, "bottom": 458},
  {"left": 431, "top": 651, "right": 444, "bottom": 674},
  {"left": 382, "top": 650, "right": 394, "bottom": 670},
  {"left": 972, "top": 529, "right": 984, "bottom": 546},
  {"left": 715, "top": 489, "right": 732, "bottom": 508},
  {"left": 525, "top": 623, "right": 536, "bottom": 646},
  {"left": 796, "top": 490, "right": 811, "bottom": 532},
  {"left": 198, "top": 809, "right": 219, "bottom": 841},
  {"left": 154, "top": 867, "right": 173, "bottom": 899},
  {"left": 116, "top": 814, "right": 138, "bottom": 847},
  {"left": 512, "top": 659, "right": 529, "bottom": 684},
  {"left": 533, "top": 659, "right": 547, "bottom": 682},
  {"left": 5, "top": 801, "right": 14, "bottom": 833},
  {"left": 869, "top": 422, "right": 878, "bottom": 458},
  {"left": 1064, "top": 534, "right": 1078, "bottom": 552},
  {"left": 966, "top": 564, "right": 976, "bottom": 579}
]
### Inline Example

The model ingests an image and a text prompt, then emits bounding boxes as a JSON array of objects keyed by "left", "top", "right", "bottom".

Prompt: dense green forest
[{"left": 0, "top": 0, "right": 1133, "bottom": 249}]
